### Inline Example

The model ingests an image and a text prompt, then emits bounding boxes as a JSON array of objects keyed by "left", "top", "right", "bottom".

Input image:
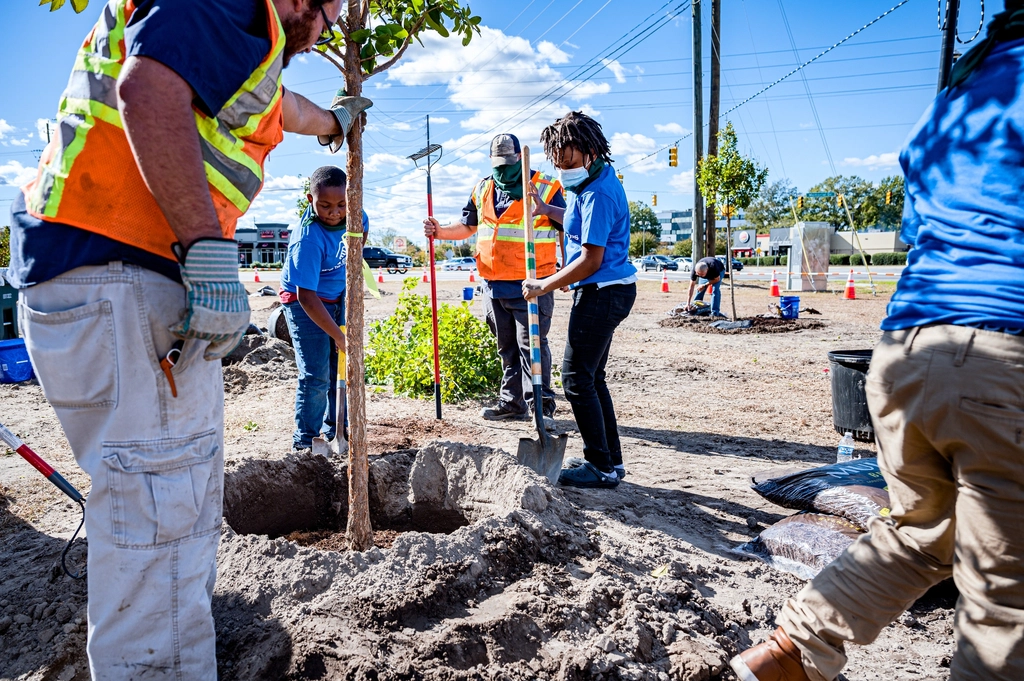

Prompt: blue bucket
[
  {"left": 779, "top": 295, "right": 800, "bottom": 319},
  {"left": 0, "top": 339, "right": 34, "bottom": 383},
  {"left": 462, "top": 287, "right": 474, "bottom": 302}
]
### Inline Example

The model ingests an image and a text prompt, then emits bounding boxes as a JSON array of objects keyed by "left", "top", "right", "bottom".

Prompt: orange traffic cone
[
  {"left": 844, "top": 269, "right": 856, "bottom": 300},
  {"left": 377, "top": 268, "right": 384, "bottom": 284},
  {"left": 769, "top": 269, "right": 780, "bottom": 297},
  {"left": 422, "top": 268, "right": 429, "bottom": 283},
  {"left": 254, "top": 267, "right": 260, "bottom": 284},
  {"left": 661, "top": 270, "right": 670, "bottom": 293},
  {"left": 469, "top": 270, "right": 476, "bottom": 283}
]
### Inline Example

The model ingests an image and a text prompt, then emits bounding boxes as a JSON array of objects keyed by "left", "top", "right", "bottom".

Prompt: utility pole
[
  {"left": 704, "top": 0, "right": 721, "bottom": 258},
  {"left": 937, "top": 0, "right": 960, "bottom": 91},
  {"left": 691, "top": 0, "right": 704, "bottom": 263}
]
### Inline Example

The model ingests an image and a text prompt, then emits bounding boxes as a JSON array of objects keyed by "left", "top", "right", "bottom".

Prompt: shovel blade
[
  {"left": 517, "top": 432, "right": 568, "bottom": 485},
  {"left": 311, "top": 436, "right": 348, "bottom": 459}
]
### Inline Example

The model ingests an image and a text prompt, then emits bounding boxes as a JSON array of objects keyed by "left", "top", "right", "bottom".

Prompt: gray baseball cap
[{"left": 489, "top": 133, "right": 521, "bottom": 167}]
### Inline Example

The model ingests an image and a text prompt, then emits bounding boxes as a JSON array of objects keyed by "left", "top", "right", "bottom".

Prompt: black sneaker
[{"left": 481, "top": 402, "right": 528, "bottom": 421}]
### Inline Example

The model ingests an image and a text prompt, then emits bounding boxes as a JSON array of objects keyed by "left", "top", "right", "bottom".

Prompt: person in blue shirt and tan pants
[{"left": 524, "top": 111, "right": 637, "bottom": 489}]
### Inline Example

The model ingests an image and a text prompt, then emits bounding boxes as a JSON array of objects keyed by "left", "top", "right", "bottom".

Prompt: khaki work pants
[
  {"left": 20, "top": 262, "right": 223, "bottom": 680},
  {"left": 778, "top": 324, "right": 1024, "bottom": 681}
]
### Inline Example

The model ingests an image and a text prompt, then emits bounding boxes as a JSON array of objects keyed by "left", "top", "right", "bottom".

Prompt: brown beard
[{"left": 281, "top": 6, "right": 320, "bottom": 67}]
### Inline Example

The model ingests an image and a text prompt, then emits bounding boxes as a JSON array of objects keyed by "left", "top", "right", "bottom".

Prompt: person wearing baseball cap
[{"left": 423, "top": 133, "right": 566, "bottom": 427}]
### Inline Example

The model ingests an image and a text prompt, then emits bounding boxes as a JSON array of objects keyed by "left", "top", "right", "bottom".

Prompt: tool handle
[
  {"left": 1, "top": 422, "right": 84, "bottom": 503},
  {"left": 426, "top": 169, "right": 442, "bottom": 419}
]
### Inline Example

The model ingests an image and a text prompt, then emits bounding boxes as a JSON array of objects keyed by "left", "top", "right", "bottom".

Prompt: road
[{"left": 241, "top": 266, "right": 905, "bottom": 285}]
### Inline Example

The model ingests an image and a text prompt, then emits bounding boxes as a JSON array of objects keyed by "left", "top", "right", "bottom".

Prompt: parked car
[
  {"left": 363, "top": 246, "right": 412, "bottom": 273},
  {"left": 640, "top": 255, "right": 678, "bottom": 272},
  {"left": 442, "top": 256, "right": 477, "bottom": 272},
  {"left": 674, "top": 256, "right": 692, "bottom": 272},
  {"left": 631, "top": 257, "right": 644, "bottom": 267},
  {"left": 714, "top": 255, "right": 743, "bottom": 277}
]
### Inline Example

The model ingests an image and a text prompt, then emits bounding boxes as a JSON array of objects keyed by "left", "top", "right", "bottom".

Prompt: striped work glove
[
  {"left": 317, "top": 92, "right": 374, "bottom": 153},
  {"left": 169, "top": 238, "right": 250, "bottom": 361}
]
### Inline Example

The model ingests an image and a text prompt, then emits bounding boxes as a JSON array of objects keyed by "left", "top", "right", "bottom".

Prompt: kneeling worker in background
[
  {"left": 280, "top": 166, "right": 368, "bottom": 453},
  {"left": 686, "top": 256, "right": 725, "bottom": 318}
]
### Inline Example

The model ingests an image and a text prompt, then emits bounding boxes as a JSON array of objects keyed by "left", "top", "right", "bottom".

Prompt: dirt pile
[
  {"left": 659, "top": 316, "right": 825, "bottom": 334},
  {"left": 211, "top": 442, "right": 749, "bottom": 680},
  {"left": 222, "top": 335, "right": 297, "bottom": 394}
]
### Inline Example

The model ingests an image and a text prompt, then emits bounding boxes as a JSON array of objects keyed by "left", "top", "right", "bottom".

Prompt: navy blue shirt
[
  {"left": 690, "top": 256, "right": 725, "bottom": 282},
  {"left": 882, "top": 37, "right": 1024, "bottom": 333},
  {"left": 7, "top": 0, "right": 269, "bottom": 288},
  {"left": 460, "top": 171, "right": 565, "bottom": 299}
]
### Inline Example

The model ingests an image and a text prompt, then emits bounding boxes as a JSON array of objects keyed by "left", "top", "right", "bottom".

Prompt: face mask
[{"left": 558, "top": 165, "right": 590, "bottom": 189}]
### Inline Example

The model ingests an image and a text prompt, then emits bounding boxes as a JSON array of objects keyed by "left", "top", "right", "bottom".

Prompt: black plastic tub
[{"left": 827, "top": 349, "right": 875, "bottom": 443}]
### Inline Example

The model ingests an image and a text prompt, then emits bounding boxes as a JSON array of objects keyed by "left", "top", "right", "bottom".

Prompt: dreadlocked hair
[{"left": 540, "top": 111, "right": 613, "bottom": 165}]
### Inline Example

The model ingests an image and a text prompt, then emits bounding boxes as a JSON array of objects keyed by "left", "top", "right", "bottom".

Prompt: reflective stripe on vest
[
  {"left": 23, "top": 0, "right": 285, "bottom": 260},
  {"left": 472, "top": 172, "right": 563, "bottom": 280}
]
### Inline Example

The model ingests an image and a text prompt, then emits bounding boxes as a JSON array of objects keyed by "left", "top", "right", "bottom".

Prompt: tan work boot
[{"left": 730, "top": 627, "right": 813, "bottom": 681}]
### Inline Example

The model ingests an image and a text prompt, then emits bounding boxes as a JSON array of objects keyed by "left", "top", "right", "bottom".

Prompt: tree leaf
[
  {"left": 70, "top": 0, "right": 89, "bottom": 11},
  {"left": 350, "top": 28, "right": 372, "bottom": 44}
]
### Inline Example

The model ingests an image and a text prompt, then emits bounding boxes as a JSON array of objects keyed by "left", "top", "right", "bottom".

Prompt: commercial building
[
  {"left": 235, "top": 223, "right": 291, "bottom": 265},
  {"left": 657, "top": 209, "right": 693, "bottom": 243}
]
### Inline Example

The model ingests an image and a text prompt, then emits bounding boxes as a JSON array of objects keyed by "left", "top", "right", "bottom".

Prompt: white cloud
[
  {"left": 0, "top": 160, "right": 38, "bottom": 186},
  {"left": 602, "top": 59, "right": 627, "bottom": 84},
  {"left": 263, "top": 174, "right": 305, "bottom": 191},
  {"left": 10, "top": 138, "right": 30, "bottom": 147},
  {"left": 609, "top": 132, "right": 666, "bottom": 175},
  {"left": 654, "top": 122, "right": 687, "bottom": 135},
  {"left": 842, "top": 152, "right": 900, "bottom": 171},
  {"left": 668, "top": 169, "right": 694, "bottom": 195},
  {"left": 364, "top": 153, "right": 412, "bottom": 173},
  {"left": 431, "top": 117, "right": 450, "bottom": 124},
  {"left": 537, "top": 41, "right": 570, "bottom": 65},
  {"left": 372, "top": 81, "right": 392, "bottom": 90}
]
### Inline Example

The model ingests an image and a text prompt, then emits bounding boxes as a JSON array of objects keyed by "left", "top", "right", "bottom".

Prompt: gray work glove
[
  {"left": 317, "top": 92, "right": 374, "bottom": 153},
  {"left": 169, "top": 238, "right": 250, "bottom": 361}
]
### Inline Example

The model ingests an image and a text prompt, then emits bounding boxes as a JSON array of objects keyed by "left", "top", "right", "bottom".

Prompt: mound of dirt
[
  {"left": 367, "top": 417, "right": 484, "bottom": 456},
  {"left": 222, "top": 336, "right": 297, "bottom": 393},
  {"left": 659, "top": 316, "right": 825, "bottom": 334}
]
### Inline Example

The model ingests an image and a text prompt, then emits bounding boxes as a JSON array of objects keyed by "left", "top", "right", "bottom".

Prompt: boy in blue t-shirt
[{"left": 279, "top": 166, "right": 368, "bottom": 451}]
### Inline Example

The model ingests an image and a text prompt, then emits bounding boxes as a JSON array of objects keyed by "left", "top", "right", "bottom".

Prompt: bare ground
[{"left": 0, "top": 275, "right": 953, "bottom": 680}]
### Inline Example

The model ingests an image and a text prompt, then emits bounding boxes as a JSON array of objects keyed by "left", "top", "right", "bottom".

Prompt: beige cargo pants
[
  {"left": 20, "top": 262, "right": 223, "bottom": 680},
  {"left": 777, "top": 324, "right": 1024, "bottom": 681}
]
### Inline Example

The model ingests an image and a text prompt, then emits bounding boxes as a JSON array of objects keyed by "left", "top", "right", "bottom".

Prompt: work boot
[
  {"left": 480, "top": 402, "right": 527, "bottom": 421},
  {"left": 729, "top": 628, "right": 813, "bottom": 681}
]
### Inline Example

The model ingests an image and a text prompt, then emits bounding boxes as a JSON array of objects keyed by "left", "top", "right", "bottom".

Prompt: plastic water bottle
[{"left": 837, "top": 432, "right": 855, "bottom": 464}]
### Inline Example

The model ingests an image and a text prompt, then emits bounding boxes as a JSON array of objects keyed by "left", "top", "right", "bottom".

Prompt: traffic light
[
  {"left": 837, "top": 195, "right": 844, "bottom": 208},
  {"left": 885, "top": 190, "right": 892, "bottom": 205},
  {"left": 797, "top": 196, "right": 804, "bottom": 210},
  {"left": 652, "top": 193, "right": 657, "bottom": 207},
  {"left": 616, "top": 173, "right": 624, "bottom": 183},
  {"left": 668, "top": 147, "right": 678, "bottom": 167}
]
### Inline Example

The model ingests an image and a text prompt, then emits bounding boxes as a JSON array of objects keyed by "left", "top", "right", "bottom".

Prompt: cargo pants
[
  {"left": 20, "top": 262, "right": 223, "bottom": 680},
  {"left": 778, "top": 324, "right": 1024, "bottom": 681}
]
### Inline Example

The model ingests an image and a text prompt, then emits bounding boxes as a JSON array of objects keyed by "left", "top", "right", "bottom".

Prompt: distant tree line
[{"left": 746, "top": 175, "right": 904, "bottom": 232}]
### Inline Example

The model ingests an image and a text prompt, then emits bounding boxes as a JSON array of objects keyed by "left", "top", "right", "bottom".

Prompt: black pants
[{"left": 561, "top": 283, "right": 636, "bottom": 472}]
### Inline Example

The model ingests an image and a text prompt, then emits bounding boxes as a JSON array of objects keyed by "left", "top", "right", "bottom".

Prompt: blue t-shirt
[
  {"left": 6, "top": 0, "right": 269, "bottom": 288},
  {"left": 882, "top": 37, "right": 1024, "bottom": 333},
  {"left": 563, "top": 164, "right": 637, "bottom": 287},
  {"left": 280, "top": 207, "right": 369, "bottom": 301}
]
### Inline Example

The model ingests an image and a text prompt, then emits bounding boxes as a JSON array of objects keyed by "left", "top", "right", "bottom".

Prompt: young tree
[
  {"left": 629, "top": 232, "right": 658, "bottom": 258},
  {"left": 746, "top": 178, "right": 796, "bottom": 232},
  {"left": 319, "top": 0, "right": 480, "bottom": 551},
  {"left": 696, "top": 122, "right": 767, "bottom": 320}
]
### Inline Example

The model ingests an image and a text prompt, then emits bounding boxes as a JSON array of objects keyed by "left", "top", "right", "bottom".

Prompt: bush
[
  {"left": 366, "top": 278, "right": 501, "bottom": 403},
  {"left": 780, "top": 256, "right": 788, "bottom": 267},
  {"left": 870, "top": 251, "right": 907, "bottom": 265},
  {"left": 850, "top": 253, "right": 870, "bottom": 266},
  {"left": 829, "top": 254, "right": 850, "bottom": 266}
]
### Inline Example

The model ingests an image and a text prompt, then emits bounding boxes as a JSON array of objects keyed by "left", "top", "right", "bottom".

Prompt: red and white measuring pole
[{"left": 0, "top": 422, "right": 83, "bottom": 504}]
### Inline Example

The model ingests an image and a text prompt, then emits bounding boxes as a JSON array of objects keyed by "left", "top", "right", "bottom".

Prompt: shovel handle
[
  {"left": 0, "top": 422, "right": 84, "bottom": 503},
  {"left": 521, "top": 147, "right": 547, "bottom": 437}
]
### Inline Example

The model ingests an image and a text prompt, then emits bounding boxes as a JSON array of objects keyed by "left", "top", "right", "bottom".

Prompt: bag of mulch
[
  {"left": 750, "top": 458, "right": 890, "bottom": 531},
  {"left": 735, "top": 512, "right": 863, "bottom": 580}
]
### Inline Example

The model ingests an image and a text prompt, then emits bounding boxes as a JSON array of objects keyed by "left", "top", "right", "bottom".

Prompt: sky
[{"left": 0, "top": 0, "right": 987, "bottom": 249}]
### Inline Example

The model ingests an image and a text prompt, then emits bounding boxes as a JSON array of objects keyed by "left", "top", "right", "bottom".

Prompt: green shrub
[
  {"left": 780, "top": 255, "right": 788, "bottom": 267},
  {"left": 850, "top": 253, "right": 871, "bottom": 266},
  {"left": 366, "top": 278, "right": 501, "bottom": 403},
  {"left": 870, "top": 252, "right": 907, "bottom": 265},
  {"left": 829, "top": 254, "right": 850, "bottom": 266}
]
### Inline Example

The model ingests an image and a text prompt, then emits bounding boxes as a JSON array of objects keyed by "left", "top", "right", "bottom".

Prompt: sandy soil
[{"left": 0, "top": 275, "right": 954, "bottom": 680}]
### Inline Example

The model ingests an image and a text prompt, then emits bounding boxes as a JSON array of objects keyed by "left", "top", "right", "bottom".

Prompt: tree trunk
[
  {"left": 704, "top": 0, "right": 721, "bottom": 258},
  {"left": 344, "top": 0, "right": 372, "bottom": 552},
  {"left": 691, "top": 0, "right": 704, "bottom": 264},
  {"left": 726, "top": 212, "right": 736, "bottom": 320}
]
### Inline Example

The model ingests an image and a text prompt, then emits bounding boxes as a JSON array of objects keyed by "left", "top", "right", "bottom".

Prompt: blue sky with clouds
[{"left": 0, "top": 0, "right": 986, "bottom": 247}]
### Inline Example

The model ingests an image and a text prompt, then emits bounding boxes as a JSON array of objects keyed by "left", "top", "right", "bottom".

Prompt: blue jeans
[
  {"left": 561, "top": 283, "right": 636, "bottom": 472},
  {"left": 283, "top": 298, "right": 345, "bottom": 449},
  {"left": 694, "top": 277, "right": 722, "bottom": 314}
]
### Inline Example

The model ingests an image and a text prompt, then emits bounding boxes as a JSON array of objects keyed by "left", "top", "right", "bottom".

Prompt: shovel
[
  {"left": 515, "top": 146, "right": 568, "bottom": 484},
  {"left": 313, "top": 326, "right": 348, "bottom": 458}
]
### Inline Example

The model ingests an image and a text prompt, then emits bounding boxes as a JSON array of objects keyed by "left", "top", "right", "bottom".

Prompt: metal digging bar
[
  {"left": 408, "top": 115, "right": 444, "bottom": 418},
  {"left": 0, "top": 422, "right": 86, "bottom": 578}
]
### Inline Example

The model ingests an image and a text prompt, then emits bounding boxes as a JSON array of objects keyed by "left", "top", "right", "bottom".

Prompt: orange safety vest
[
  {"left": 22, "top": 0, "right": 286, "bottom": 260},
  {"left": 472, "top": 171, "right": 562, "bottom": 281}
]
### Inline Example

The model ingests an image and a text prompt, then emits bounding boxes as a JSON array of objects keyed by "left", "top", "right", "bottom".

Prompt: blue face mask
[{"left": 558, "top": 165, "right": 590, "bottom": 189}]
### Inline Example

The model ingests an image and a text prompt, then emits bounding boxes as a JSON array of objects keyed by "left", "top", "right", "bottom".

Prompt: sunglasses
[{"left": 316, "top": 5, "right": 338, "bottom": 46}]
